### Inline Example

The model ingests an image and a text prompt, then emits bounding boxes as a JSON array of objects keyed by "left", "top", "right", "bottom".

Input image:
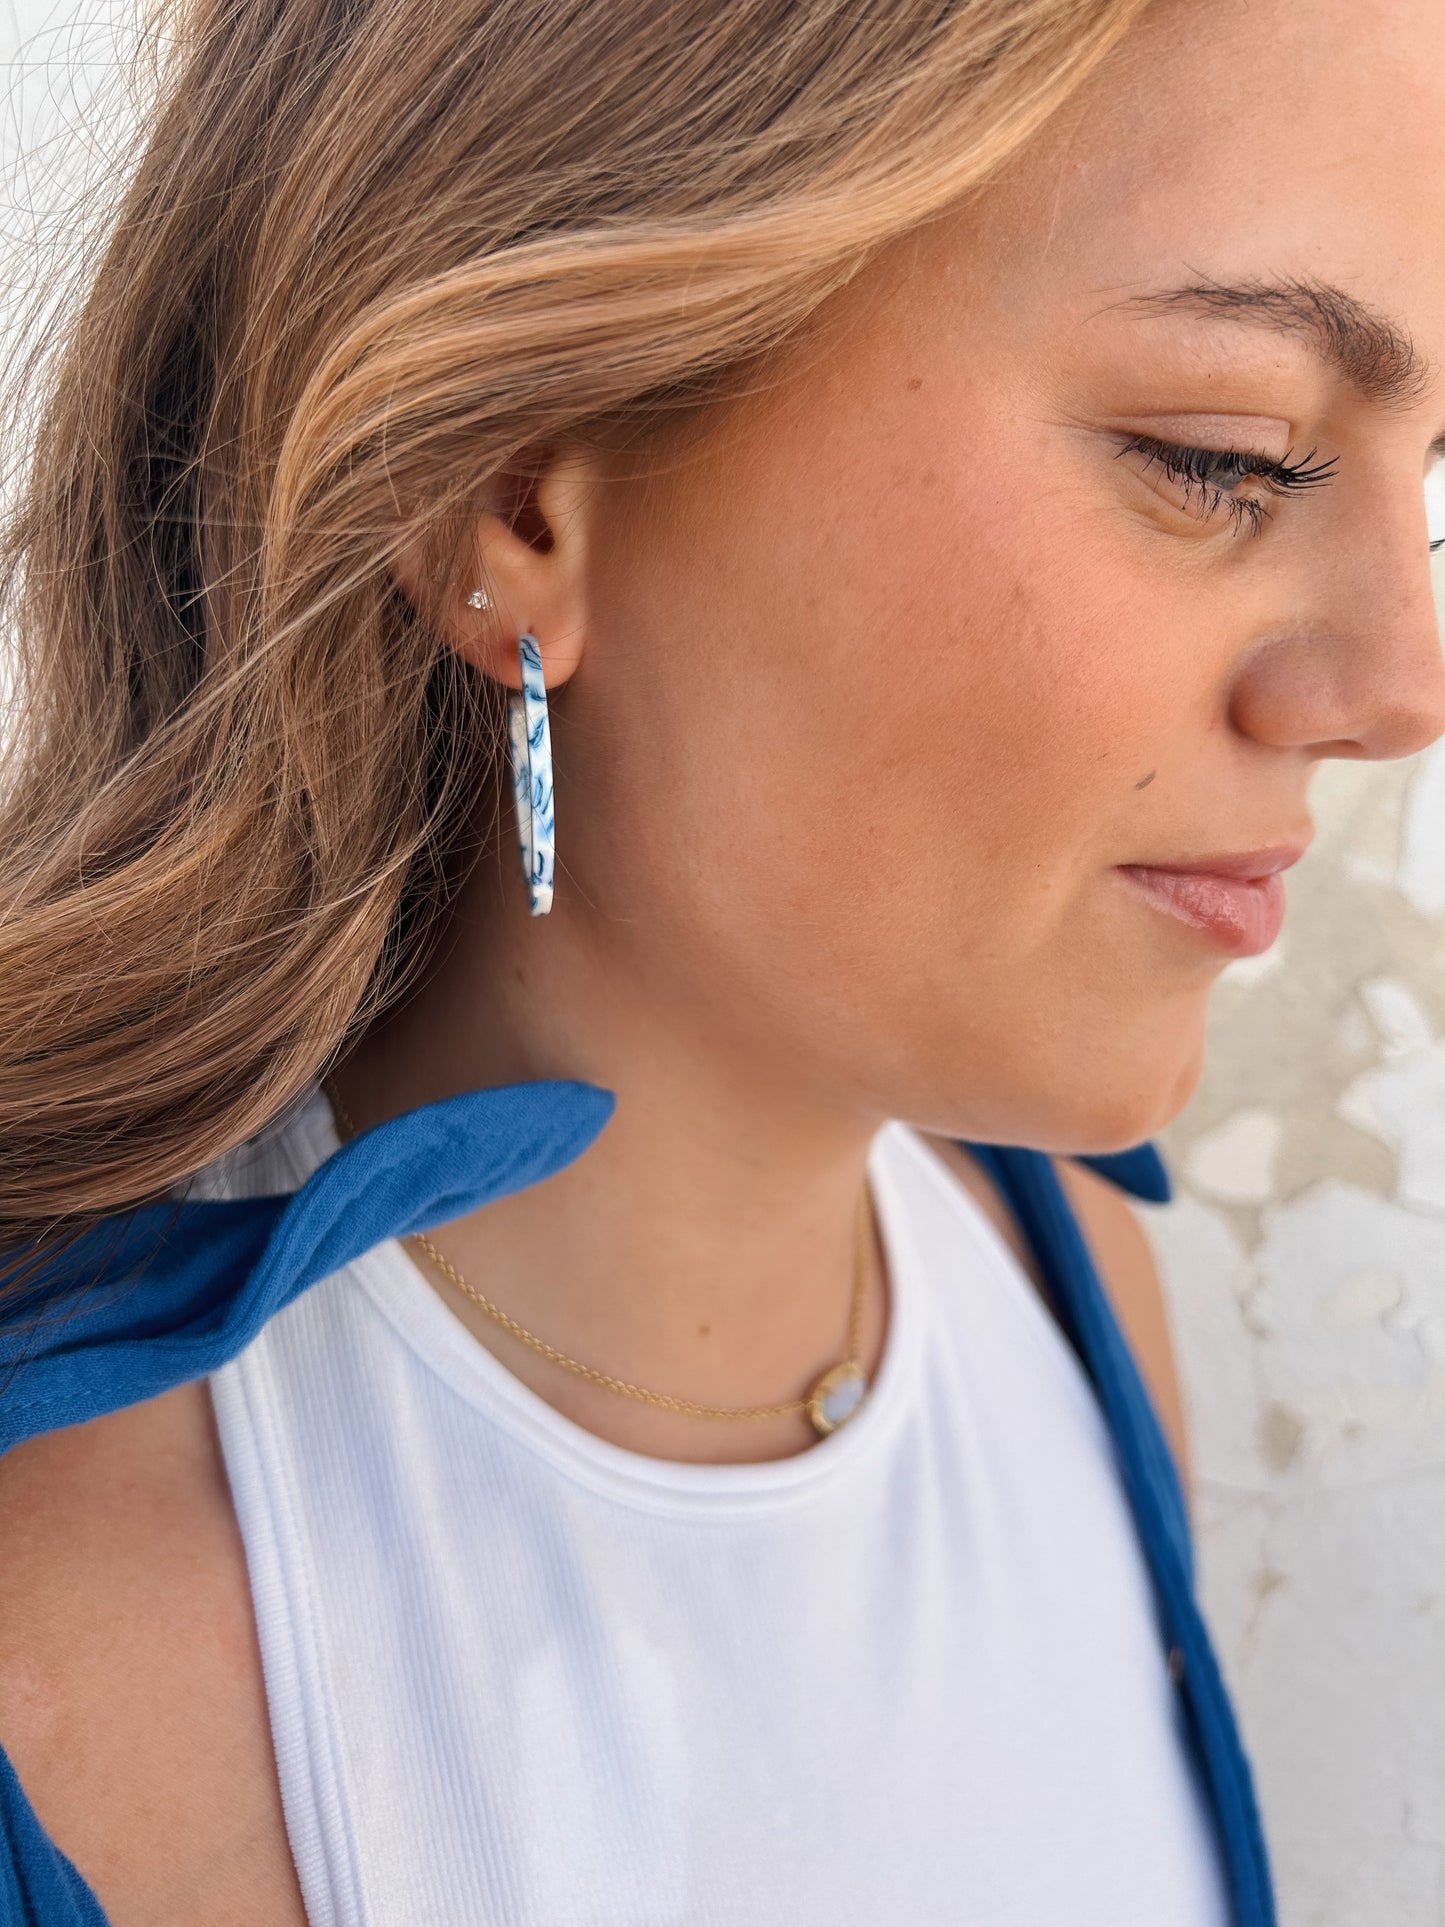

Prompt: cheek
[
  {"left": 769, "top": 469, "right": 1180, "bottom": 940},
  {"left": 610, "top": 463, "right": 1170, "bottom": 985},
  {"left": 593, "top": 328, "right": 1229, "bottom": 964},
  {"left": 582, "top": 404, "right": 1227, "bottom": 1145}
]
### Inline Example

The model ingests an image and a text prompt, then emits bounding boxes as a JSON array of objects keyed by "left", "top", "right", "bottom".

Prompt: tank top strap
[{"left": 955, "top": 1139, "right": 1276, "bottom": 1927}]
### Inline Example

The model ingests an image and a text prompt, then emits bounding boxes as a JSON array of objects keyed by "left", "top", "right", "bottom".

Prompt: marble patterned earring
[{"left": 506, "top": 632, "right": 555, "bottom": 916}]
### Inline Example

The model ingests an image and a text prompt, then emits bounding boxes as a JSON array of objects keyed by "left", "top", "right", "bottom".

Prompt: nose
[{"left": 1229, "top": 528, "right": 1445, "bottom": 763}]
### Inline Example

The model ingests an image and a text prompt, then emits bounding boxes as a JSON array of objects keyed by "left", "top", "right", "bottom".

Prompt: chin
[
  {"left": 1043, "top": 1035, "right": 1207, "bottom": 1156},
  {"left": 899, "top": 991, "right": 1210, "bottom": 1154},
  {"left": 961, "top": 1029, "right": 1207, "bottom": 1159}
]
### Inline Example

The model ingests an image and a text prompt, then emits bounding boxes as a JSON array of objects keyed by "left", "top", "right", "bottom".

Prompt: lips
[{"left": 1114, "top": 843, "right": 1308, "bottom": 957}]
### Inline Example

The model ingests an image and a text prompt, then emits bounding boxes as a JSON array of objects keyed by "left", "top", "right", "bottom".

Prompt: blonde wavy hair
[{"left": 0, "top": 0, "right": 1150, "bottom": 1271}]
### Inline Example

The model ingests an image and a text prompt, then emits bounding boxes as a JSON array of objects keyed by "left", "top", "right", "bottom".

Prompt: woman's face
[{"left": 559, "top": 0, "right": 1445, "bottom": 1152}]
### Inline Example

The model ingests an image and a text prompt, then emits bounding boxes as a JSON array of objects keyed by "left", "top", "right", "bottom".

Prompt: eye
[
  {"left": 1425, "top": 460, "right": 1445, "bottom": 554},
  {"left": 1115, "top": 434, "right": 1339, "bottom": 538}
]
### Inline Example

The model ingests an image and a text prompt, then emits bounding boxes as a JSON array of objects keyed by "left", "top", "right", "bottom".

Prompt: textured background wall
[
  {"left": 4, "top": 5, "right": 1444, "bottom": 1923},
  {"left": 1152, "top": 568, "right": 1445, "bottom": 1927}
]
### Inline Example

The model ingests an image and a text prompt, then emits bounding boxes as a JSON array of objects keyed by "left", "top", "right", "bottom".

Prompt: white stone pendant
[{"left": 806, "top": 1361, "right": 868, "bottom": 1436}]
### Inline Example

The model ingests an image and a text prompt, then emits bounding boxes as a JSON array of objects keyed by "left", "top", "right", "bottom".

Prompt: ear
[{"left": 389, "top": 446, "right": 599, "bottom": 691}]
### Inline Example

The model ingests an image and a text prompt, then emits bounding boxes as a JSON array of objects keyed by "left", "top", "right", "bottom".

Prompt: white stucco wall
[
  {"left": 1152, "top": 651, "right": 1445, "bottom": 1927},
  {"left": 4, "top": 6, "right": 1443, "bottom": 1924}
]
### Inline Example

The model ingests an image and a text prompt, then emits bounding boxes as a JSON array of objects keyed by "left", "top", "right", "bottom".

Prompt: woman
[{"left": 2, "top": 0, "right": 1443, "bottom": 1919}]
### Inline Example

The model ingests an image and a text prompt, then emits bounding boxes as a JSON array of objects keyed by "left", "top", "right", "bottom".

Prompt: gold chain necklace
[{"left": 322, "top": 1074, "right": 875, "bottom": 1437}]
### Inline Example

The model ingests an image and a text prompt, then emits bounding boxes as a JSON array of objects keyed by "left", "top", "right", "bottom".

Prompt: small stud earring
[{"left": 466, "top": 586, "right": 491, "bottom": 610}]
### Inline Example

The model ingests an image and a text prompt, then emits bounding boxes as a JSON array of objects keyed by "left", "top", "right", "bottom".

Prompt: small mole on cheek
[
  {"left": 1134, "top": 771, "right": 1157, "bottom": 791},
  {"left": 906, "top": 375, "right": 923, "bottom": 391},
  {"left": 699, "top": 1324, "right": 711, "bottom": 1339}
]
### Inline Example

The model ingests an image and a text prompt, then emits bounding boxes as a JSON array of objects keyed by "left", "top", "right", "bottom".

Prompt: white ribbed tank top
[{"left": 203, "top": 1084, "right": 1230, "bottom": 1927}]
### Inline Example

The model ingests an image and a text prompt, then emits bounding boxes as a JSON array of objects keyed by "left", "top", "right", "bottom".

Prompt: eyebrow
[{"left": 1100, "top": 273, "right": 1434, "bottom": 415}]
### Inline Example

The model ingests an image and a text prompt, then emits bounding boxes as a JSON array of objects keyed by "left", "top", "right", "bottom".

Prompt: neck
[{"left": 327, "top": 863, "right": 890, "bottom": 1464}]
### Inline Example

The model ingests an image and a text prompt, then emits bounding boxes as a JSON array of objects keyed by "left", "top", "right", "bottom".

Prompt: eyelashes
[
  {"left": 1116, "top": 432, "right": 1445, "bottom": 551},
  {"left": 1115, "top": 433, "right": 1340, "bottom": 538}
]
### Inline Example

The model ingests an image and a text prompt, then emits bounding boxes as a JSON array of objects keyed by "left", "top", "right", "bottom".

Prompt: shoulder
[
  {"left": 918, "top": 1136, "right": 1191, "bottom": 1488},
  {"left": 0, "top": 1380, "right": 306, "bottom": 1924}
]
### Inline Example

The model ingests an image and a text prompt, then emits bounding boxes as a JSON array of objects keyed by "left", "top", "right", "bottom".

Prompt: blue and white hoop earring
[{"left": 506, "top": 631, "right": 555, "bottom": 916}]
